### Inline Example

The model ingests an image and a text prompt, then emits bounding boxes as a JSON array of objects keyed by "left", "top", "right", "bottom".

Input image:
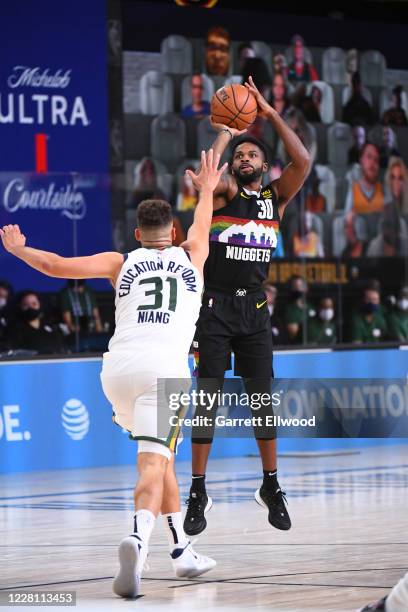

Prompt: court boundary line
[
  {"left": 171, "top": 580, "right": 393, "bottom": 590},
  {"left": 3, "top": 566, "right": 405, "bottom": 592}
]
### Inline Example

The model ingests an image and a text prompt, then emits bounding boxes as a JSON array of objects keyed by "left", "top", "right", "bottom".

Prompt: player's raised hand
[
  {"left": 0, "top": 224, "right": 26, "bottom": 254},
  {"left": 186, "top": 149, "right": 228, "bottom": 192},
  {"left": 244, "top": 75, "right": 272, "bottom": 117},
  {"left": 210, "top": 117, "right": 247, "bottom": 138}
]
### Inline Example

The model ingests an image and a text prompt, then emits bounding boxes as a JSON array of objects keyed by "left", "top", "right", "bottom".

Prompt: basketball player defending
[
  {"left": 0, "top": 150, "right": 226, "bottom": 598},
  {"left": 184, "top": 76, "right": 310, "bottom": 536}
]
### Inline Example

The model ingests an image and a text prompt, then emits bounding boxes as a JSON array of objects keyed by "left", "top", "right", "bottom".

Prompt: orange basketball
[{"left": 210, "top": 84, "right": 257, "bottom": 131}]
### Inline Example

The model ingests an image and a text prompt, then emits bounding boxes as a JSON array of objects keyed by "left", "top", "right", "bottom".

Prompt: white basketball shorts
[{"left": 100, "top": 351, "right": 191, "bottom": 458}]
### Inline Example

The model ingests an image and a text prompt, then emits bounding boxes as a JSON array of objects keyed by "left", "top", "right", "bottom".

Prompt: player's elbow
[
  {"left": 42, "top": 255, "right": 63, "bottom": 277},
  {"left": 299, "top": 149, "right": 311, "bottom": 174}
]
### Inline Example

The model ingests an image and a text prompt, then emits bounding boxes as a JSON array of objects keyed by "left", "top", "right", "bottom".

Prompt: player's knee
[
  {"left": 137, "top": 443, "right": 171, "bottom": 474},
  {"left": 137, "top": 450, "right": 169, "bottom": 475}
]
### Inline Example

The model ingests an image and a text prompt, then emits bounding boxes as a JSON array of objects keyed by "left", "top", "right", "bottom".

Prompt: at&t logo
[{"left": 61, "top": 398, "right": 90, "bottom": 440}]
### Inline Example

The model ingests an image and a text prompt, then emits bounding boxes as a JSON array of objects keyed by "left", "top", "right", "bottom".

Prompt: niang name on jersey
[
  {"left": 225, "top": 246, "right": 271, "bottom": 262},
  {"left": 118, "top": 259, "right": 197, "bottom": 298},
  {"left": 138, "top": 311, "right": 170, "bottom": 324}
]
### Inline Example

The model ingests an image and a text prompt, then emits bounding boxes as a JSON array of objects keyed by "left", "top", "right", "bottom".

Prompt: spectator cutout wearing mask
[
  {"left": 351, "top": 287, "right": 388, "bottom": 343},
  {"left": 7, "top": 290, "right": 64, "bottom": 354},
  {"left": 307, "top": 297, "right": 336, "bottom": 345},
  {"left": 388, "top": 286, "right": 408, "bottom": 341}
]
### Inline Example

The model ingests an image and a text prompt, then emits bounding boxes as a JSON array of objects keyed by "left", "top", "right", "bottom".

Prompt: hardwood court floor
[{"left": 1, "top": 445, "right": 407, "bottom": 611}]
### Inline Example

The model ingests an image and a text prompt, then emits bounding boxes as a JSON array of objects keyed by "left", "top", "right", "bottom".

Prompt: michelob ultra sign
[{"left": 0, "top": 0, "right": 112, "bottom": 290}]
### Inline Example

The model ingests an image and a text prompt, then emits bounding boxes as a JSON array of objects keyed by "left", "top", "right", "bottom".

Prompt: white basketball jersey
[{"left": 108, "top": 246, "right": 203, "bottom": 367}]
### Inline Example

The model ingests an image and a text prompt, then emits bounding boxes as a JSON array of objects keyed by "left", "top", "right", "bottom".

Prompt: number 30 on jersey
[{"left": 257, "top": 198, "right": 274, "bottom": 219}]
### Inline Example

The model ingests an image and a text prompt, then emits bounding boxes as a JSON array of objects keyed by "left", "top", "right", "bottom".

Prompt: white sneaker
[
  {"left": 171, "top": 542, "right": 216, "bottom": 578},
  {"left": 112, "top": 534, "right": 148, "bottom": 598}
]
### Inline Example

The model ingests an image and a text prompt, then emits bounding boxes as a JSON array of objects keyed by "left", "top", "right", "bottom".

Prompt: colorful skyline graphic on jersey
[{"left": 210, "top": 216, "right": 279, "bottom": 247}]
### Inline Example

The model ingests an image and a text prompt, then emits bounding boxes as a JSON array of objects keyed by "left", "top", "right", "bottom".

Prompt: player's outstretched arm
[
  {"left": 244, "top": 75, "right": 311, "bottom": 217},
  {"left": 0, "top": 225, "right": 124, "bottom": 284},
  {"left": 181, "top": 149, "right": 227, "bottom": 277}
]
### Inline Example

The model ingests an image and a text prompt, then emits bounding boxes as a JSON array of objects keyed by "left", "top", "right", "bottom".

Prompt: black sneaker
[
  {"left": 183, "top": 491, "right": 213, "bottom": 536},
  {"left": 358, "top": 597, "right": 387, "bottom": 611},
  {"left": 255, "top": 486, "right": 291, "bottom": 530}
]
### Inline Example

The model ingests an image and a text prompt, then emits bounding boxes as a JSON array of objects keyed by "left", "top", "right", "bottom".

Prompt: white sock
[
  {"left": 386, "top": 571, "right": 408, "bottom": 612},
  {"left": 162, "top": 512, "right": 189, "bottom": 552},
  {"left": 133, "top": 509, "right": 155, "bottom": 543}
]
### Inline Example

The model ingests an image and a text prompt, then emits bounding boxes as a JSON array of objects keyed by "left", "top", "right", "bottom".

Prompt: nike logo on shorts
[{"left": 256, "top": 300, "right": 267, "bottom": 309}]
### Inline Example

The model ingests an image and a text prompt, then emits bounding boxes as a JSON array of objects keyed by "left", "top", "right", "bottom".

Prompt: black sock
[
  {"left": 263, "top": 469, "right": 278, "bottom": 492},
  {"left": 191, "top": 474, "right": 206, "bottom": 495}
]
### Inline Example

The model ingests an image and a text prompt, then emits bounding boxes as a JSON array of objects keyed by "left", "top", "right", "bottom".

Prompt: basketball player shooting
[
  {"left": 184, "top": 76, "right": 311, "bottom": 536},
  {"left": 0, "top": 149, "right": 227, "bottom": 598}
]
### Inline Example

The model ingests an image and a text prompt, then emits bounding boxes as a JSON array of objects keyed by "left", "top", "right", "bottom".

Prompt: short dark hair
[
  {"left": 16, "top": 290, "right": 41, "bottom": 307},
  {"left": 206, "top": 26, "right": 230, "bottom": 45},
  {"left": 136, "top": 199, "right": 173, "bottom": 229},
  {"left": 365, "top": 278, "right": 381, "bottom": 293},
  {"left": 359, "top": 141, "right": 380, "bottom": 160},
  {"left": 0, "top": 279, "right": 12, "bottom": 294},
  {"left": 290, "top": 274, "right": 307, "bottom": 288},
  {"left": 320, "top": 295, "right": 334, "bottom": 305},
  {"left": 230, "top": 136, "right": 269, "bottom": 164}
]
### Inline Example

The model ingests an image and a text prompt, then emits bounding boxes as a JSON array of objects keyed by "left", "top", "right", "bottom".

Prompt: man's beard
[{"left": 236, "top": 166, "right": 263, "bottom": 185}]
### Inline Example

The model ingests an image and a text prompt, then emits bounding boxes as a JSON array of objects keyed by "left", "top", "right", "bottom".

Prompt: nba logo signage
[{"left": 0, "top": 0, "right": 112, "bottom": 290}]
